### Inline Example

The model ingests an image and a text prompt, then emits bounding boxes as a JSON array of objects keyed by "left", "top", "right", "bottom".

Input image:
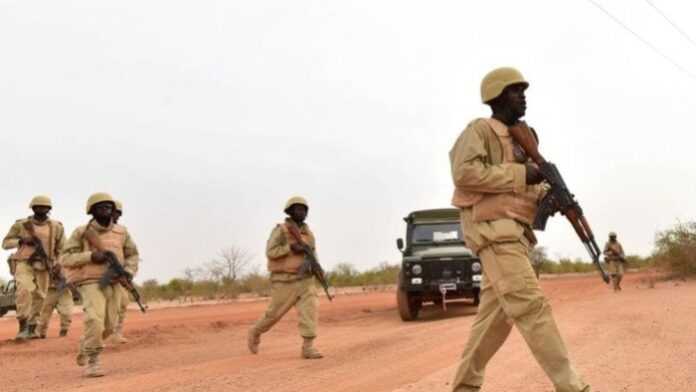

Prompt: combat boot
[
  {"left": 59, "top": 328, "right": 68, "bottom": 337},
  {"left": 27, "top": 324, "right": 40, "bottom": 339},
  {"left": 301, "top": 337, "right": 323, "bottom": 359},
  {"left": 247, "top": 328, "right": 261, "bottom": 354},
  {"left": 15, "top": 319, "right": 30, "bottom": 341},
  {"left": 105, "top": 333, "right": 128, "bottom": 345},
  {"left": 76, "top": 350, "right": 87, "bottom": 367},
  {"left": 110, "top": 324, "right": 128, "bottom": 344},
  {"left": 84, "top": 355, "right": 105, "bottom": 378}
]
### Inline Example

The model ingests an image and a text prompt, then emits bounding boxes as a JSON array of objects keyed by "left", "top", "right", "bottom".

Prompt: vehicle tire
[
  {"left": 397, "top": 288, "right": 421, "bottom": 321},
  {"left": 0, "top": 308, "right": 7, "bottom": 317}
]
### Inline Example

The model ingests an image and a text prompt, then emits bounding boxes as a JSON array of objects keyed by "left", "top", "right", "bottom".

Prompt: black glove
[
  {"left": 91, "top": 251, "right": 108, "bottom": 264},
  {"left": 525, "top": 163, "right": 544, "bottom": 185},
  {"left": 18, "top": 237, "right": 35, "bottom": 247}
]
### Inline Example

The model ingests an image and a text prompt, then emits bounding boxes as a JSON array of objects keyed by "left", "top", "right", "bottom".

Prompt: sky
[{"left": 1, "top": 0, "right": 695, "bottom": 283}]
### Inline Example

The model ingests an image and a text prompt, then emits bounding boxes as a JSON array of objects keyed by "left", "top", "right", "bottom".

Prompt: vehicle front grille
[{"left": 421, "top": 259, "right": 473, "bottom": 281}]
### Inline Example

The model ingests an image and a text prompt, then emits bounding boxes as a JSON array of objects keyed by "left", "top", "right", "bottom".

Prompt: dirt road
[{"left": 1, "top": 273, "right": 694, "bottom": 392}]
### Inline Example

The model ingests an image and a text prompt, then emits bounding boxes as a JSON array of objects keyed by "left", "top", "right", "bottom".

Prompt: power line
[
  {"left": 644, "top": 0, "right": 696, "bottom": 51},
  {"left": 584, "top": 0, "right": 696, "bottom": 81}
]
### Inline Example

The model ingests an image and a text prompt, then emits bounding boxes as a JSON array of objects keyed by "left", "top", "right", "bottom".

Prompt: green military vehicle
[
  {"left": 396, "top": 208, "right": 481, "bottom": 321},
  {"left": 0, "top": 279, "right": 17, "bottom": 317}
]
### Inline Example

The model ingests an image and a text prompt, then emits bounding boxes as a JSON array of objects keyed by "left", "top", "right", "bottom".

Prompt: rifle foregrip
[
  {"left": 533, "top": 193, "right": 557, "bottom": 231},
  {"left": 533, "top": 213, "right": 549, "bottom": 231}
]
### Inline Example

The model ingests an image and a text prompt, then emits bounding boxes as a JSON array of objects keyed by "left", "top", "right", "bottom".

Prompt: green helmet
[
  {"left": 609, "top": 231, "right": 617, "bottom": 238},
  {"left": 86, "top": 192, "right": 115, "bottom": 214},
  {"left": 284, "top": 196, "right": 308, "bottom": 213},
  {"left": 114, "top": 200, "right": 123, "bottom": 213},
  {"left": 480, "top": 67, "right": 528, "bottom": 103},
  {"left": 29, "top": 195, "right": 52, "bottom": 209}
]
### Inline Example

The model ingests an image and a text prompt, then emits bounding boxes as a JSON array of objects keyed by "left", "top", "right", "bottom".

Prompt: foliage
[
  {"left": 538, "top": 258, "right": 596, "bottom": 274},
  {"left": 328, "top": 262, "right": 399, "bottom": 287},
  {"left": 652, "top": 221, "right": 696, "bottom": 279}
]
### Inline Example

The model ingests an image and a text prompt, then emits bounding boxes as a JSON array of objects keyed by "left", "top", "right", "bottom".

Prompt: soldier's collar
[
  {"left": 285, "top": 218, "right": 307, "bottom": 229},
  {"left": 29, "top": 216, "right": 49, "bottom": 225},
  {"left": 88, "top": 219, "right": 113, "bottom": 232},
  {"left": 485, "top": 117, "right": 509, "bottom": 137}
]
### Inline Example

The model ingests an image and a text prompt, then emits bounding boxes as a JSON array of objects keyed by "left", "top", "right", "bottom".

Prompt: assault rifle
[
  {"left": 286, "top": 223, "right": 334, "bottom": 301},
  {"left": 84, "top": 227, "right": 147, "bottom": 313},
  {"left": 508, "top": 123, "right": 610, "bottom": 284},
  {"left": 22, "top": 221, "right": 68, "bottom": 292},
  {"left": 605, "top": 247, "right": 626, "bottom": 263}
]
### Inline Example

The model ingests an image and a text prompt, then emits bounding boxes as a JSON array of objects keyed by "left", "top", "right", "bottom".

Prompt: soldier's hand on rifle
[
  {"left": 18, "top": 237, "right": 35, "bottom": 247},
  {"left": 91, "top": 251, "right": 108, "bottom": 264},
  {"left": 290, "top": 243, "right": 304, "bottom": 254},
  {"left": 525, "top": 163, "right": 544, "bottom": 185}
]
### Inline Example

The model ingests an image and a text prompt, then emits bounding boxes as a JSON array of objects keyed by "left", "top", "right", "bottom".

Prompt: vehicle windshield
[{"left": 411, "top": 223, "right": 463, "bottom": 244}]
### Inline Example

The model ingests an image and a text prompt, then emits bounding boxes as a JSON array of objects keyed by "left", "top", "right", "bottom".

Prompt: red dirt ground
[{"left": 1, "top": 272, "right": 694, "bottom": 392}]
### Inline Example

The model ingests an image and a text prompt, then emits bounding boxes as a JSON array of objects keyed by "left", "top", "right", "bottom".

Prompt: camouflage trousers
[
  {"left": 608, "top": 261, "right": 625, "bottom": 291},
  {"left": 117, "top": 285, "right": 130, "bottom": 328},
  {"left": 252, "top": 275, "right": 319, "bottom": 338},
  {"left": 38, "top": 286, "right": 74, "bottom": 335},
  {"left": 77, "top": 283, "right": 120, "bottom": 356},
  {"left": 14, "top": 261, "right": 49, "bottom": 325},
  {"left": 452, "top": 240, "right": 590, "bottom": 392}
]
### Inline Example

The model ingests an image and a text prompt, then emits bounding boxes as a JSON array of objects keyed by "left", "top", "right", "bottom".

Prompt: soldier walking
[
  {"left": 2, "top": 195, "right": 65, "bottom": 340},
  {"left": 603, "top": 232, "right": 626, "bottom": 292},
  {"left": 247, "top": 196, "right": 323, "bottom": 359},
  {"left": 36, "top": 262, "right": 74, "bottom": 338},
  {"left": 61, "top": 193, "right": 140, "bottom": 377},
  {"left": 448, "top": 67, "right": 591, "bottom": 391}
]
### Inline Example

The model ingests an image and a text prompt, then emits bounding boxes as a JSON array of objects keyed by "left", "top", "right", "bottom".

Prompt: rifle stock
[{"left": 508, "top": 123, "right": 610, "bottom": 284}]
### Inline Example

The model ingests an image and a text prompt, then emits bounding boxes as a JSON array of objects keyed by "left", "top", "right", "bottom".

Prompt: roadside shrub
[
  {"left": 328, "top": 262, "right": 399, "bottom": 287},
  {"left": 140, "top": 279, "right": 161, "bottom": 302},
  {"left": 652, "top": 221, "right": 696, "bottom": 279},
  {"left": 538, "top": 258, "right": 595, "bottom": 274},
  {"left": 240, "top": 272, "right": 271, "bottom": 297},
  {"left": 624, "top": 255, "right": 652, "bottom": 270}
]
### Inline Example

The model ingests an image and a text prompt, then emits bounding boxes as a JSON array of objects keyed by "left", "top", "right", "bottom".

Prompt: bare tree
[
  {"left": 183, "top": 266, "right": 204, "bottom": 281},
  {"left": 205, "top": 246, "right": 254, "bottom": 283}
]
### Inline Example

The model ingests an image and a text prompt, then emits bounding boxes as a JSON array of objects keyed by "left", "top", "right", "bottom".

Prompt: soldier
[
  {"left": 448, "top": 68, "right": 591, "bottom": 391},
  {"left": 61, "top": 193, "right": 139, "bottom": 377},
  {"left": 36, "top": 263, "right": 74, "bottom": 338},
  {"left": 2, "top": 195, "right": 65, "bottom": 340},
  {"left": 603, "top": 232, "right": 625, "bottom": 292},
  {"left": 110, "top": 200, "right": 132, "bottom": 344},
  {"left": 247, "top": 196, "right": 323, "bottom": 359}
]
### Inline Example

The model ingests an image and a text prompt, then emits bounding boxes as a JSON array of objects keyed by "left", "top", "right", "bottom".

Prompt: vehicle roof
[{"left": 405, "top": 208, "right": 460, "bottom": 223}]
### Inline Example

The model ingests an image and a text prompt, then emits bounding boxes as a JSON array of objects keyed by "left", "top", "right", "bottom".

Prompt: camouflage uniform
[
  {"left": 448, "top": 68, "right": 590, "bottom": 392},
  {"left": 2, "top": 198, "right": 65, "bottom": 340},
  {"left": 37, "top": 279, "right": 74, "bottom": 338},
  {"left": 248, "top": 197, "right": 322, "bottom": 359},
  {"left": 603, "top": 234, "right": 625, "bottom": 292},
  {"left": 61, "top": 193, "right": 139, "bottom": 377}
]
